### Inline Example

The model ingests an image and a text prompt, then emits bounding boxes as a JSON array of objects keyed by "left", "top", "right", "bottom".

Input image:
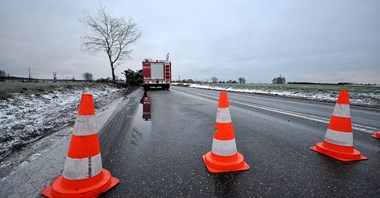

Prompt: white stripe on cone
[
  {"left": 324, "top": 129, "right": 353, "bottom": 146},
  {"left": 73, "top": 115, "right": 98, "bottom": 136},
  {"left": 211, "top": 138, "right": 237, "bottom": 156},
  {"left": 216, "top": 108, "right": 232, "bottom": 123},
  {"left": 332, "top": 104, "right": 350, "bottom": 118},
  {"left": 63, "top": 153, "right": 103, "bottom": 180}
]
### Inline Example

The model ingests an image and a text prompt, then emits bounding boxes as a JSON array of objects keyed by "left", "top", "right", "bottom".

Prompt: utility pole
[{"left": 179, "top": 75, "right": 181, "bottom": 81}]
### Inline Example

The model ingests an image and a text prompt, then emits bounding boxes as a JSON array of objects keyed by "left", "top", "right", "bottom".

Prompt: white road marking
[{"left": 172, "top": 88, "right": 377, "bottom": 134}]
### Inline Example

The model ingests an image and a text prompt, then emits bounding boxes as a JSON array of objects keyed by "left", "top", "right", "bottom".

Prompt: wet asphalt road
[{"left": 99, "top": 86, "right": 380, "bottom": 197}]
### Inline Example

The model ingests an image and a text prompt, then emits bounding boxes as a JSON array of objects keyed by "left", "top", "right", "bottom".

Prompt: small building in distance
[{"left": 272, "top": 75, "right": 286, "bottom": 84}]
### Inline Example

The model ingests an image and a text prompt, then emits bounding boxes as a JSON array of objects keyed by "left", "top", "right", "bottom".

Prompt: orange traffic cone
[
  {"left": 310, "top": 90, "right": 367, "bottom": 161},
  {"left": 372, "top": 131, "right": 380, "bottom": 139},
  {"left": 202, "top": 92, "right": 250, "bottom": 173},
  {"left": 41, "top": 94, "right": 119, "bottom": 197}
]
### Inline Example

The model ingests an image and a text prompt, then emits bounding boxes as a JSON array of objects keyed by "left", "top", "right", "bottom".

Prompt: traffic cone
[
  {"left": 310, "top": 90, "right": 367, "bottom": 161},
  {"left": 41, "top": 94, "right": 119, "bottom": 197},
  {"left": 202, "top": 92, "right": 250, "bottom": 173},
  {"left": 372, "top": 131, "right": 380, "bottom": 139}
]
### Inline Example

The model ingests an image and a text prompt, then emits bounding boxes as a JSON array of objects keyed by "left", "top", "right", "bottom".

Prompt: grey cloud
[{"left": 0, "top": 0, "right": 379, "bottom": 83}]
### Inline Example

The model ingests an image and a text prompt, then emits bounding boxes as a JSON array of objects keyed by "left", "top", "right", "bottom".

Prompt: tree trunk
[
  {"left": 108, "top": 52, "right": 116, "bottom": 82},
  {"left": 110, "top": 62, "right": 116, "bottom": 82}
]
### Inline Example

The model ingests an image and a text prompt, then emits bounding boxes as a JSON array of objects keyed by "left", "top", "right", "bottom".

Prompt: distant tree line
[
  {"left": 287, "top": 82, "right": 364, "bottom": 85},
  {"left": 173, "top": 77, "right": 246, "bottom": 84},
  {"left": 2, "top": 68, "right": 251, "bottom": 86}
]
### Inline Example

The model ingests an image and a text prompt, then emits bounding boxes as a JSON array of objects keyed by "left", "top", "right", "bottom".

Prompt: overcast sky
[{"left": 1, "top": 0, "right": 379, "bottom": 83}]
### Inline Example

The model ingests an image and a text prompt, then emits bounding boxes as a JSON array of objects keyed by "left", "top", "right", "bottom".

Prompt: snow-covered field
[
  {"left": 0, "top": 89, "right": 128, "bottom": 197},
  {"left": 0, "top": 82, "right": 125, "bottom": 162},
  {"left": 183, "top": 83, "right": 380, "bottom": 108}
]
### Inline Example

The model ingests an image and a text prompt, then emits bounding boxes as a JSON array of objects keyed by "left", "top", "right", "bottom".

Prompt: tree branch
[{"left": 80, "top": 5, "right": 141, "bottom": 81}]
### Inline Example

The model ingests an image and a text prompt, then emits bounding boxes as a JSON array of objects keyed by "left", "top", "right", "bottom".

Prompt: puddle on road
[{"left": 130, "top": 93, "right": 152, "bottom": 147}]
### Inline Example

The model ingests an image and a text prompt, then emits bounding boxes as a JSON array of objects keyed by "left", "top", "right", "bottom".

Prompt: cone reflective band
[
  {"left": 41, "top": 94, "right": 119, "bottom": 197},
  {"left": 310, "top": 90, "right": 367, "bottom": 161},
  {"left": 202, "top": 92, "right": 250, "bottom": 173}
]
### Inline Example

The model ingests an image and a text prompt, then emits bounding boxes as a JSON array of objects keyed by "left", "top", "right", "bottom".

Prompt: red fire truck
[{"left": 142, "top": 56, "right": 171, "bottom": 90}]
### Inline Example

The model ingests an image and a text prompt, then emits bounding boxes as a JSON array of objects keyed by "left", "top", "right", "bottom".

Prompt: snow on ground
[
  {"left": 0, "top": 83, "right": 124, "bottom": 162},
  {"left": 0, "top": 92, "right": 128, "bottom": 198},
  {"left": 188, "top": 84, "right": 380, "bottom": 108}
]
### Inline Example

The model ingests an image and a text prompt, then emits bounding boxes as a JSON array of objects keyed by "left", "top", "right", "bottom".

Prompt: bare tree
[
  {"left": 211, "top": 77, "right": 218, "bottom": 83},
  {"left": 0, "top": 70, "right": 6, "bottom": 78},
  {"left": 238, "top": 77, "right": 246, "bottom": 84},
  {"left": 83, "top": 72, "right": 93, "bottom": 81},
  {"left": 0, "top": 70, "right": 6, "bottom": 81},
  {"left": 80, "top": 6, "right": 141, "bottom": 82}
]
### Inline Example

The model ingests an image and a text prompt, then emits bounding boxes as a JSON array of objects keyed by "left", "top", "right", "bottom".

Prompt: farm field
[{"left": 187, "top": 83, "right": 380, "bottom": 108}]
